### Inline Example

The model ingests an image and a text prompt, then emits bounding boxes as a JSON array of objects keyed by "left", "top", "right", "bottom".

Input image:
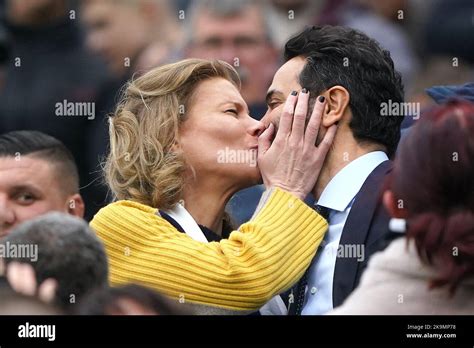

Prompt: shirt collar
[{"left": 316, "top": 151, "right": 389, "bottom": 212}]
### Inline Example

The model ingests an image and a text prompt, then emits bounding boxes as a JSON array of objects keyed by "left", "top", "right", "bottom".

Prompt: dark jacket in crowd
[{"left": 0, "top": 18, "right": 111, "bottom": 220}]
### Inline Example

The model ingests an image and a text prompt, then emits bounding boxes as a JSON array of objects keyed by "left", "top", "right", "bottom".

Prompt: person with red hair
[{"left": 331, "top": 99, "right": 474, "bottom": 314}]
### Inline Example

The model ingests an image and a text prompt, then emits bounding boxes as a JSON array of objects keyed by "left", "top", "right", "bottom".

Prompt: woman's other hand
[{"left": 258, "top": 90, "right": 337, "bottom": 200}]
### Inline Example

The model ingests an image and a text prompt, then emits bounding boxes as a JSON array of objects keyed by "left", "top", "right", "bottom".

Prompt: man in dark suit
[{"left": 259, "top": 26, "right": 405, "bottom": 315}]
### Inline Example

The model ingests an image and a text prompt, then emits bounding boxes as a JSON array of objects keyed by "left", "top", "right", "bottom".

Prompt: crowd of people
[{"left": 0, "top": 0, "right": 473, "bottom": 317}]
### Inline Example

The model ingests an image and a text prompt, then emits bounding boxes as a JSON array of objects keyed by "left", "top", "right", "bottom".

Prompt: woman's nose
[{"left": 248, "top": 118, "right": 266, "bottom": 137}]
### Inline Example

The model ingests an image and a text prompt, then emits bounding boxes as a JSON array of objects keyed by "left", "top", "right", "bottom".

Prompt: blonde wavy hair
[{"left": 106, "top": 59, "right": 241, "bottom": 209}]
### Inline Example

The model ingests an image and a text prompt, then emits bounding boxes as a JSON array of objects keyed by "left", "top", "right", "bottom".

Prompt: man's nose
[
  {"left": 261, "top": 110, "right": 272, "bottom": 128},
  {"left": 0, "top": 195, "right": 15, "bottom": 232}
]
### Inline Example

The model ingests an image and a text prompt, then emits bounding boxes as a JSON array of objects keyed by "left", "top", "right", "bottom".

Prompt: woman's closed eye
[{"left": 225, "top": 109, "right": 238, "bottom": 117}]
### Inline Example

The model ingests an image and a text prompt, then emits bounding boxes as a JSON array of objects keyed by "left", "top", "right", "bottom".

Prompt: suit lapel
[{"left": 332, "top": 160, "right": 392, "bottom": 307}]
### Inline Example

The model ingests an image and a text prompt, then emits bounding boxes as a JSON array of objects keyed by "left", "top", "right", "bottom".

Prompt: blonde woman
[{"left": 90, "top": 59, "right": 336, "bottom": 314}]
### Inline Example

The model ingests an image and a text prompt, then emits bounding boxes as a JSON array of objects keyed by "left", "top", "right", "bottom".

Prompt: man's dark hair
[
  {"left": 284, "top": 25, "right": 405, "bottom": 157},
  {"left": 0, "top": 130, "right": 79, "bottom": 193},
  {"left": 1, "top": 212, "right": 109, "bottom": 310}
]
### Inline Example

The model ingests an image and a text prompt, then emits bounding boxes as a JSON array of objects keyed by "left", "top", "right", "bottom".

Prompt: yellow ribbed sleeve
[{"left": 90, "top": 188, "right": 327, "bottom": 311}]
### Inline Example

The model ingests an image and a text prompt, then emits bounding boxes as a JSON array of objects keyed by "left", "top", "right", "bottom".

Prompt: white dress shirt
[{"left": 301, "top": 151, "right": 389, "bottom": 315}]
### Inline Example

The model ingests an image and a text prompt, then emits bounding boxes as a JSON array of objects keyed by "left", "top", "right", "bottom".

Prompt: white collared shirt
[
  {"left": 301, "top": 151, "right": 389, "bottom": 315},
  {"left": 162, "top": 203, "right": 209, "bottom": 243}
]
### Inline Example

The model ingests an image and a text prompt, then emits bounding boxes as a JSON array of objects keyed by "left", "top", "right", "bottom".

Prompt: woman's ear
[
  {"left": 321, "top": 85, "right": 350, "bottom": 128},
  {"left": 383, "top": 190, "right": 407, "bottom": 218},
  {"left": 171, "top": 138, "right": 181, "bottom": 153}
]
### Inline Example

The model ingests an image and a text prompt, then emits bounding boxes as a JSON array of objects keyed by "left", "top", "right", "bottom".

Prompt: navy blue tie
[
  {"left": 315, "top": 204, "right": 330, "bottom": 220},
  {"left": 289, "top": 204, "right": 330, "bottom": 315}
]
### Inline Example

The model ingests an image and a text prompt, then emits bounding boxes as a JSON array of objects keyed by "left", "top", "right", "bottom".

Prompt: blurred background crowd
[
  {"left": 0, "top": 0, "right": 473, "bottom": 320},
  {"left": 0, "top": 0, "right": 473, "bottom": 222}
]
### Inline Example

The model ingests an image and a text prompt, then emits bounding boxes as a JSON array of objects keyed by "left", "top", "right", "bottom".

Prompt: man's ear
[
  {"left": 321, "top": 85, "right": 350, "bottom": 128},
  {"left": 66, "top": 194, "right": 85, "bottom": 219},
  {"left": 383, "top": 190, "right": 407, "bottom": 218}
]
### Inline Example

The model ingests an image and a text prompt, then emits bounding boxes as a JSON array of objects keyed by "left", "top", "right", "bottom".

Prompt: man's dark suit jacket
[{"left": 284, "top": 160, "right": 402, "bottom": 314}]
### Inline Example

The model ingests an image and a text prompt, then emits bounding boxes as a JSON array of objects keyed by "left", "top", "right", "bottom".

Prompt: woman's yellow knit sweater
[{"left": 90, "top": 188, "right": 327, "bottom": 312}]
